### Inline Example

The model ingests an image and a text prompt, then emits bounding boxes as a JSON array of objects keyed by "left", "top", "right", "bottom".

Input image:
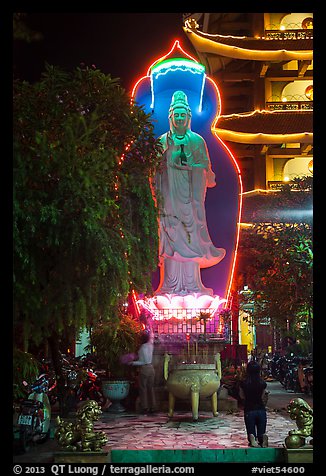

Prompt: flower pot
[{"left": 102, "top": 380, "right": 130, "bottom": 413}]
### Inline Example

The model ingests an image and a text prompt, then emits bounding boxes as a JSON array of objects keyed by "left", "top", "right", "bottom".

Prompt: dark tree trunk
[{"left": 48, "top": 333, "right": 70, "bottom": 417}]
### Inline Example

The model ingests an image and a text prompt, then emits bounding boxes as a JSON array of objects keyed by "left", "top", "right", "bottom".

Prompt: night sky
[{"left": 13, "top": 12, "right": 196, "bottom": 92}]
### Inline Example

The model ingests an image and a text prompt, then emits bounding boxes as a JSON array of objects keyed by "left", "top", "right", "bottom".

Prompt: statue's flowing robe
[{"left": 154, "top": 130, "right": 225, "bottom": 295}]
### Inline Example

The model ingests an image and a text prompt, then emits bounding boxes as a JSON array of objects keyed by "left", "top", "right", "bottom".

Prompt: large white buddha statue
[{"left": 154, "top": 90, "right": 226, "bottom": 298}]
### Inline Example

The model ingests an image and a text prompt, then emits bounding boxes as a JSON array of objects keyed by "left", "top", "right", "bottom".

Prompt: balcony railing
[
  {"left": 151, "top": 308, "right": 229, "bottom": 340},
  {"left": 266, "top": 101, "right": 313, "bottom": 111},
  {"left": 264, "top": 29, "right": 313, "bottom": 40},
  {"left": 267, "top": 181, "right": 312, "bottom": 191}
]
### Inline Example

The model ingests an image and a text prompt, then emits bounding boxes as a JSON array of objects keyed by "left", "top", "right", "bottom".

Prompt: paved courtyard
[
  {"left": 13, "top": 408, "right": 299, "bottom": 463},
  {"left": 95, "top": 408, "right": 296, "bottom": 451},
  {"left": 12, "top": 380, "right": 313, "bottom": 463}
]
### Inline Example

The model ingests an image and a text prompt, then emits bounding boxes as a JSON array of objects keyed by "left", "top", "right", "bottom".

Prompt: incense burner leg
[
  {"left": 168, "top": 392, "right": 175, "bottom": 418},
  {"left": 191, "top": 388, "right": 200, "bottom": 421},
  {"left": 211, "top": 391, "right": 218, "bottom": 416}
]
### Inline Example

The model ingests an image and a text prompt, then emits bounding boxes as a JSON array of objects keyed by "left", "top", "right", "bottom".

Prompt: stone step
[
  {"left": 111, "top": 447, "right": 312, "bottom": 463},
  {"left": 53, "top": 447, "right": 313, "bottom": 464}
]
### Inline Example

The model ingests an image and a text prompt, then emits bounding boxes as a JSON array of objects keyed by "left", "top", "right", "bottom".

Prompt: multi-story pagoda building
[
  {"left": 182, "top": 13, "right": 313, "bottom": 354},
  {"left": 182, "top": 12, "right": 313, "bottom": 193}
]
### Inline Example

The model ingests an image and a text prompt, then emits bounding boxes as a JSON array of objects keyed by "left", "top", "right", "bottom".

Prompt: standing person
[
  {"left": 239, "top": 361, "right": 269, "bottom": 448},
  {"left": 129, "top": 328, "right": 156, "bottom": 414}
]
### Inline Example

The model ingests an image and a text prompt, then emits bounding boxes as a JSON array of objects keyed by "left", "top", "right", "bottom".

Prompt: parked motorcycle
[
  {"left": 276, "top": 354, "right": 313, "bottom": 394},
  {"left": 17, "top": 374, "right": 51, "bottom": 453},
  {"left": 303, "top": 365, "right": 313, "bottom": 395},
  {"left": 272, "top": 354, "right": 288, "bottom": 385},
  {"left": 260, "top": 353, "right": 273, "bottom": 380},
  {"left": 60, "top": 361, "right": 81, "bottom": 414},
  {"left": 39, "top": 358, "right": 58, "bottom": 406},
  {"left": 283, "top": 357, "right": 301, "bottom": 393},
  {"left": 297, "top": 357, "right": 313, "bottom": 395},
  {"left": 76, "top": 368, "right": 110, "bottom": 410}
]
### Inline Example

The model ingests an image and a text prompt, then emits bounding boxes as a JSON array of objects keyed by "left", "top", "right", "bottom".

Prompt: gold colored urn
[{"left": 164, "top": 353, "right": 221, "bottom": 421}]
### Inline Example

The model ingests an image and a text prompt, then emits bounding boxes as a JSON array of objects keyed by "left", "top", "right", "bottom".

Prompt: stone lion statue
[
  {"left": 55, "top": 400, "right": 108, "bottom": 452},
  {"left": 285, "top": 397, "right": 313, "bottom": 448}
]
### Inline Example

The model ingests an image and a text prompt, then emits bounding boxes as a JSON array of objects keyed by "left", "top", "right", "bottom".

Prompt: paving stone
[
  {"left": 15, "top": 383, "right": 312, "bottom": 464},
  {"left": 86, "top": 409, "right": 297, "bottom": 451}
]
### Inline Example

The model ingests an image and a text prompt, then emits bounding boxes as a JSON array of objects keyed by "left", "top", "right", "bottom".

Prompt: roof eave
[
  {"left": 183, "top": 27, "right": 313, "bottom": 61},
  {"left": 212, "top": 128, "right": 313, "bottom": 144}
]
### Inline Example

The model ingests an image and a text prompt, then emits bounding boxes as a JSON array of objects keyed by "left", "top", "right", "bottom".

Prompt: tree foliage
[
  {"left": 89, "top": 314, "right": 143, "bottom": 378},
  {"left": 13, "top": 64, "right": 163, "bottom": 349},
  {"left": 237, "top": 177, "right": 313, "bottom": 345}
]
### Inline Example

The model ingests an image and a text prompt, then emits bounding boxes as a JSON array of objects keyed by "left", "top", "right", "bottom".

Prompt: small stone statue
[
  {"left": 55, "top": 400, "right": 108, "bottom": 452},
  {"left": 284, "top": 397, "right": 313, "bottom": 449}
]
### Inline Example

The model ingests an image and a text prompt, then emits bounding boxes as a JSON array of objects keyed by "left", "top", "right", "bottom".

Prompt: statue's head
[
  {"left": 168, "top": 90, "right": 192, "bottom": 134},
  {"left": 287, "top": 397, "right": 313, "bottom": 420},
  {"left": 77, "top": 399, "right": 102, "bottom": 422}
]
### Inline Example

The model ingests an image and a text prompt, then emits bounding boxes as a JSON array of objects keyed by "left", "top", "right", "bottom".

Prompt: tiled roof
[{"left": 216, "top": 110, "right": 313, "bottom": 134}]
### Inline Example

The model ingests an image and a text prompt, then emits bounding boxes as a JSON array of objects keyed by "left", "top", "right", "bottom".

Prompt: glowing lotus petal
[{"left": 137, "top": 293, "right": 226, "bottom": 320}]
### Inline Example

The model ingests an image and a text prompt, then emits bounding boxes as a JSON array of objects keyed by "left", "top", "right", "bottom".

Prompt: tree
[
  {"left": 237, "top": 177, "right": 313, "bottom": 353},
  {"left": 13, "top": 65, "right": 162, "bottom": 372}
]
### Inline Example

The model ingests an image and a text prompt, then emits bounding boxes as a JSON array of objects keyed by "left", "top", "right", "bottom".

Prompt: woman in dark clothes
[{"left": 239, "top": 361, "right": 269, "bottom": 447}]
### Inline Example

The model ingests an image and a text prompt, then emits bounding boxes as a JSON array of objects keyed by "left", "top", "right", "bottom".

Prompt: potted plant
[{"left": 89, "top": 313, "right": 143, "bottom": 412}]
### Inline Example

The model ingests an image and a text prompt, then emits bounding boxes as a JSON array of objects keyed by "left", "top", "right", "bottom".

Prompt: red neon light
[
  {"left": 130, "top": 41, "right": 243, "bottom": 306},
  {"left": 206, "top": 76, "right": 243, "bottom": 305},
  {"left": 131, "top": 75, "right": 148, "bottom": 101},
  {"left": 213, "top": 134, "right": 243, "bottom": 307},
  {"left": 204, "top": 75, "right": 243, "bottom": 306},
  {"left": 132, "top": 289, "right": 141, "bottom": 317},
  {"left": 206, "top": 75, "right": 222, "bottom": 124}
]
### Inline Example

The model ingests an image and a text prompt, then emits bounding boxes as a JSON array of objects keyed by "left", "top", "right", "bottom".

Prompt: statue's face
[{"left": 171, "top": 107, "right": 188, "bottom": 133}]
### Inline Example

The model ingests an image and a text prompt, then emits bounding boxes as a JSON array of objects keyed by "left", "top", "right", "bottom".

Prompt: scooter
[
  {"left": 283, "top": 359, "right": 301, "bottom": 393},
  {"left": 17, "top": 374, "right": 51, "bottom": 453},
  {"left": 76, "top": 368, "right": 110, "bottom": 410},
  {"left": 303, "top": 364, "right": 313, "bottom": 395}
]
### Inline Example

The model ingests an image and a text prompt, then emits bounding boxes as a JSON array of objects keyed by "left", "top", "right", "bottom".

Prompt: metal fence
[{"left": 151, "top": 308, "right": 229, "bottom": 340}]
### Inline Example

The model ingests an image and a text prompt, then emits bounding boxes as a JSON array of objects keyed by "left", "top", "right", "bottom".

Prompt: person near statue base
[
  {"left": 239, "top": 361, "right": 269, "bottom": 448},
  {"left": 128, "top": 329, "right": 156, "bottom": 414}
]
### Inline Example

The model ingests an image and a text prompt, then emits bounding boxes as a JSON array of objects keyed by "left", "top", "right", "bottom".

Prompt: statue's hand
[{"left": 173, "top": 163, "right": 192, "bottom": 171}]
